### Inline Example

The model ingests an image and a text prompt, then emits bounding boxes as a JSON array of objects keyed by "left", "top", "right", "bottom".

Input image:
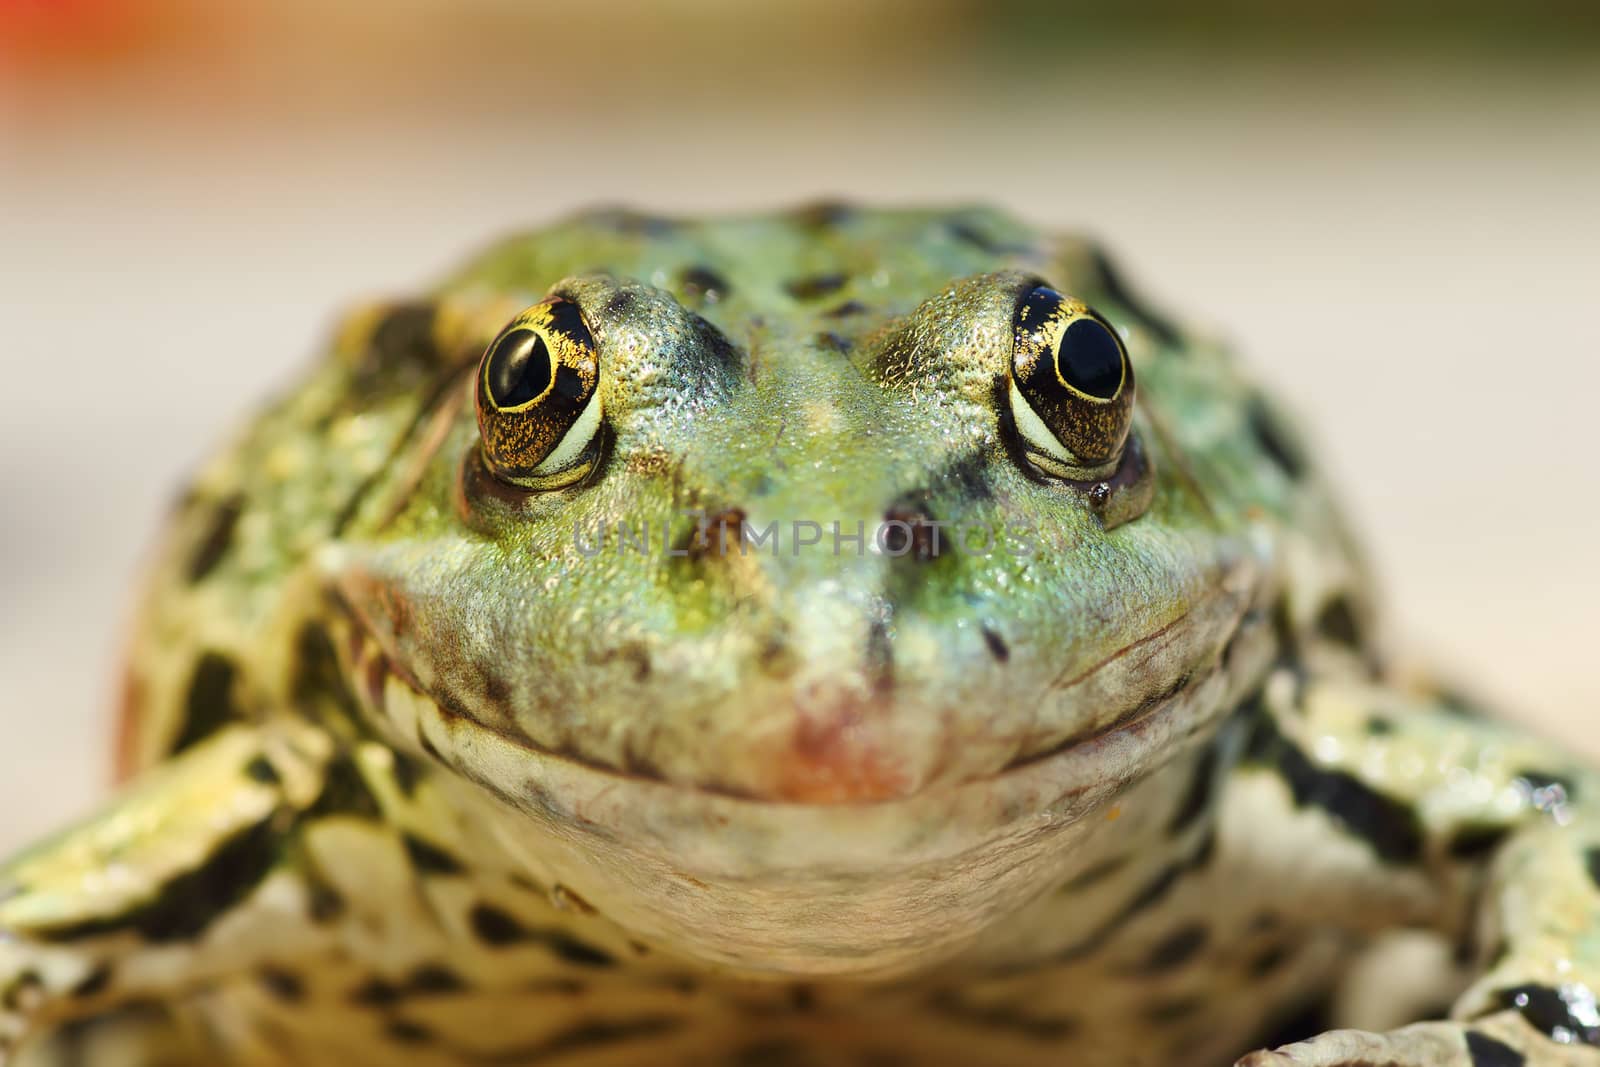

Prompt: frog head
[{"left": 327, "top": 207, "right": 1283, "bottom": 972}]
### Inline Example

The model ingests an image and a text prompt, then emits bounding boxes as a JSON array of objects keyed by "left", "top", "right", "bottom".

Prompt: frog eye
[
  {"left": 475, "top": 298, "right": 603, "bottom": 489},
  {"left": 1008, "top": 285, "right": 1135, "bottom": 478}
]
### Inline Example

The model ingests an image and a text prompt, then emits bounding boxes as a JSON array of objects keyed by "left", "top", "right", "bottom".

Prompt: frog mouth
[{"left": 331, "top": 584, "right": 1271, "bottom": 808}]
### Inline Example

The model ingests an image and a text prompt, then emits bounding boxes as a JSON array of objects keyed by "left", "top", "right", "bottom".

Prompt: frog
[{"left": 3, "top": 204, "right": 1598, "bottom": 1067}]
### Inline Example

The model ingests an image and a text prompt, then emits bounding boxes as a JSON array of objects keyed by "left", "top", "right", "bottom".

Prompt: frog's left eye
[
  {"left": 1008, "top": 286, "right": 1135, "bottom": 478},
  {"left": 475, "top": 298, "right": 602, "bottom": 489}
]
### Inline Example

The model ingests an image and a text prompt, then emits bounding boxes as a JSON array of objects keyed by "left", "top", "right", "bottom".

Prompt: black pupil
[
  {"left": 1056, "top": 317, "right": 1123, "bottom": 400},
  {"left": 486, "top": 329, "right": 554, "bottom": 408}
]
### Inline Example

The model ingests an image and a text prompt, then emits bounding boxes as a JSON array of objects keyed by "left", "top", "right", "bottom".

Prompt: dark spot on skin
[
  {"left": 405, "top": 964, "right": 466, "bottom": 995},
  {"left": 1244, "top": 702, "right": 1424, "bottom": 864},
  {"left": 465, "top": 901, "right": 614, "bottom": 965},
  {"left": 307, "top": 882, "right": 345, "bottom": 923},
  {"left": 527, "top": 1018, "right": 684, "bottom": 1060},
  {"left": 1516, "top": 770, "right": 1577, "bottom": 801},
  {"left": 1438, "top": 686, "right": 1493, "bottom": 720},
  {"left": 1248, "top": 398, "right": 1307, "bottom": 481},
  {"left": 1142, "top": 995, "right": 1204, "bottom": 1023},
  {"left": 936, "top": 451, "right": 995, "bottom": 505},
  {"left": 1087, "top": 245, "right": 1182, "bottom": 347},
  {"left": 792, "top": 201, "right": 855, "bottom": 229},
  {"left": 677, "top": 265, "right": 730, "bottom": 304},
  {"left": 1247, "top": 941, "right": 1295, "bottom": 978},
  {"left": 814, "top": 330, "right": 852, "bottom": 354},
  {"left": 602, "top": 290, "right": 636, "bottom": 321},
  {"left": 733, "top": 1039, "right": 813, "bottom": 1067},
  {"left": 1585, "top": 847, "right": 1600, "bottom": 890},
  {"left": 401, "top": 834, "right": 463, "bottom": 876},
  {"left": 980, "top": 626, "right": 1010, "bottom": 663},
  {"left": 1496, "top": 984, "right": 1600, "bottom": 1045},
  {"left": 588, "top": 642, "right": 653, "bottom": 683},
  {"left": 290, "top": 622, "right": 367, "bottom": 736},
  {"left": 757, "top": 635, "right": 796, "bottom": 680},
  {"left": 384, "top": 1020, "right": 434, "bottom": 1045},
  {"left": 685, "top": 508, "right": 747, "bottom": 562},
  {"left": 786, "top": 273, "right": 848, "bottom": 301},
  {"left": 305, "top": 755, "right": 382, "bottom": 821},
  {"left": 546, "top": 932, "right": 617, "bottom": 969},
  {"left": 71, "top": 966, "right": 112, "bottom": 999},
  {"left": 333, "top": 357, "right": 471, "bottom": 536},
  {"left": 257, "top": 967, "right": 305, "bottom": 1003},
  {"left": 825, "top": 300, "right": 867, "bottom": 318},
  {"left": 1254, "top": 994, "right": 1336, "bottom": 1051},
  {"left": 1167, "top": 741, "right": 1220, "bottom": 836},
  {"left": 1134, "top": 922, "right": 1209, "bottom": 973},
  {"left": 36, "top": 817, "right": 281, "bottom": 943},
  {"left": 587, "top": 208, "right": 677, "bottom": 236},
  {"left": 1365, "top": 716, "right": 1395, "bottom": 736},
  {"left": 243, "top": 755, "right": 281, "bottom": 786},
  {"left": 1448, "top": 824, "right": 1512, "bottom": 861},
  {"left": 351, "top": 978, "right": 401, "bottom": 1007},
  {"left": 1455, "top": 917, "right": 1484, "bottom": 968},
  {"left": 367, "top": 302, "right": 438, "bottom": 372},
  {"left": 469, "top": 902, "right": 529, "bottom": 946},
  {"left": 1315, "top": 595, "right": 1366, "bottom": 650},
  {"left": 185, "top": 494, "right": 243, "bottom": 583},
  {"left": 390, "top": 752, "right": 422, "bottom": 797},
  {"left": 1464, "top": 1031, "right": 1525, "bottom": 1067},
  {"left": 526, "top": 977, "right": 587, "bottom": 996},
  {"left": 1059, "top": 855, "right": 1128, "bottom": 892},
  {"left": 2, "top": 970, "right": 42, "bottom": 1013},
  {"left": 1056, "top": 861, "right": 1189, "bottom": 962},
  {"left": 173, "top": 651, "right": 242, "bottom": 754},
  {"left": 789, "top": 984, "right": 817, "bottom": 1012},
  {"left": 1413, "top": 1000, "right": 1455, "bottom": 1021},
  {"left": 928, "top": 991, "right": 1075, "bottom": 1041},
  {"left": 481, "top": 669, "right": 510, "bottom": 710},
  {"left": 946, "top": 219, "right": 1030, "bottom": 256},
  {"left": 865, "top": 617, "right": 895, "bottom": 694},
  {"left": 363, "top": 656, "right": 389, "bottom": 713}
]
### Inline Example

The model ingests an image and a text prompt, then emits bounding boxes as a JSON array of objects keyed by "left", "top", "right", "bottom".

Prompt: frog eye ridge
[
  {"left": 1008, "top": 285, "right": 1136, "bottom": 478},
  {"left": 475, "top": 297, "right": 603, "bottom": 489}
]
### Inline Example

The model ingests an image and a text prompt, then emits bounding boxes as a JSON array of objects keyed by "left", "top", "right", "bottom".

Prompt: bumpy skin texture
[{"left": 3, "top": 206, "right": 1599, "bottom": 1066}]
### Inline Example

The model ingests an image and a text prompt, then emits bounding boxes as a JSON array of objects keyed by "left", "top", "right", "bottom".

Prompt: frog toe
[{"left": 1237, "top": 1012, "right": 1600, "bottom": 1066}]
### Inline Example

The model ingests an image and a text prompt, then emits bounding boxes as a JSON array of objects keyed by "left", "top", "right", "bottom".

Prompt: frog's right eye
[
  {"left": 475, "top": 298, "right": 603, "bottom": 490},
  {"left": 1007, "top": 285, "right": 1135, "bottom": 479}
]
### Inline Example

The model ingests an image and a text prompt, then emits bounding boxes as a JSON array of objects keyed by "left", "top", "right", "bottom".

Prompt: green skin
[{"left": 3, "top": 206, "right": 1598, "bottom": 1066}]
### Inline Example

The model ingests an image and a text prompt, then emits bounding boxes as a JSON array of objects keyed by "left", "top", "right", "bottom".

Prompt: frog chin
[{"left": 328, "top": 597, "right": 1276, "bottom": 977}]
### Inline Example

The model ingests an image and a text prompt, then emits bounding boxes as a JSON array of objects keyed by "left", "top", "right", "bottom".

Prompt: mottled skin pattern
[{"left": 2, "top": 206, "right": 1598, "bottom": 1067}]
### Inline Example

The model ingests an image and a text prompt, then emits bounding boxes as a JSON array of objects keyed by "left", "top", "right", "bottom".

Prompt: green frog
[{"left": 3, "top": 206, "right": 1597, "bottom": 1067}]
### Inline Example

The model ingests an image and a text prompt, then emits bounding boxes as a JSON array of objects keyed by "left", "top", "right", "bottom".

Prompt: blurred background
[{"left": 2, "top": 0, "right": 1597, "bottom": 851}]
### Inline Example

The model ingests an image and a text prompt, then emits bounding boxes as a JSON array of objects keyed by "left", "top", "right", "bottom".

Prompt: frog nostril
[
  {"left": 880, "top": 502, "right": 942, "bottom": 563},
  {"left": 677, "top": 507, "right": 748, "bottom": 561}
]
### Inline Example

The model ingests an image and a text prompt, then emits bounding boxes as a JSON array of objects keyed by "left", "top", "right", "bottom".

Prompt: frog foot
[{"left": 1237, "top": 1011, "right": 1600, "bottom": 1066}]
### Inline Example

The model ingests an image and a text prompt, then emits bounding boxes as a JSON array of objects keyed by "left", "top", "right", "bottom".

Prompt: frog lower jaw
[
  {"left": 331, "top": 605, "right": 1278, "bottom": 977},
  {"left": 330, "top": 548, "right": 1266, "bottom": 806},
  {"left": 333, "top": 589, "right": 1275, "bottom": 809}
]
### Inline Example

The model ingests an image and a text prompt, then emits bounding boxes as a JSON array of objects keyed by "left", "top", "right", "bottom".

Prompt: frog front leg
[
  {"left": 1229, "top": 664, "right": 1600, "bottom": 1066},
  {"left": 0, "top": 722, "right": 344, "bottom": 1063}
]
